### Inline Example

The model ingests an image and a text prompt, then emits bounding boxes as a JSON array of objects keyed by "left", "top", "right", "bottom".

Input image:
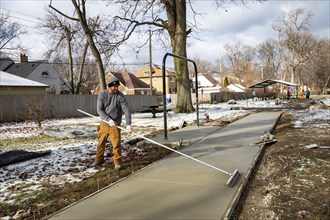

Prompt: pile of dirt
[{"left": 232, "top": 111, "right": 330, "bottom": 220}]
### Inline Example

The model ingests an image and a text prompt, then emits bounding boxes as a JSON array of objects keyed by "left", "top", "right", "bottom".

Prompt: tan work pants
[{"left": 96, "top": 123, "right": 121, "bottom": 165}]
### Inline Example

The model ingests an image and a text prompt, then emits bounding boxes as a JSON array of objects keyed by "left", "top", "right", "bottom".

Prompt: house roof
[
  {"left": 110, "top": 71, "right": 150, "bottom": 89},
  {"left": 249, "top": 79, "right": 299, "bottom": 88},
  {"left": 0, "top": 71, "right": 49, "bottom": 87},
  {"left": 227, "top": 84, "right": 246, "bottom": 92},
  {"left": 94, "top": 71, "right": 151, "bottom": 93},
  {"left": 199, "top": 73, "right": 219, "bottom": 85},
  {"left": 0, "top": 58, "right": 15, "bottom": 71},
  {"left": 4, "top": 60, "right": 44, "bottom": 78}
]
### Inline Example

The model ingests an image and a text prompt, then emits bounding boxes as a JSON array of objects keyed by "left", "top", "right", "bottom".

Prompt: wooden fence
[
  {"left": 0, "top": 92, "right": 249, "bottom": 123},
  {"left": 0, "top": 94, "right": 158, "bottom": 123}
]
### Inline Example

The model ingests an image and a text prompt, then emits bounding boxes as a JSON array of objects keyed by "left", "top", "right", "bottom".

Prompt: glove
[
  {"left": 108, "top": 119, "right": 116, "bottom": 127},
  {"left": 126, "top": 125, "right": 132, "bottom": 134}
]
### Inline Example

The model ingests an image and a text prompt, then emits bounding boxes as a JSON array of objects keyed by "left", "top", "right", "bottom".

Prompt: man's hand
[
  {"left": 126, "top": 125, "right": 132, "bottom": 134},
  {"left": 108, "top": 119, "right": 117, "bottom": 127}
]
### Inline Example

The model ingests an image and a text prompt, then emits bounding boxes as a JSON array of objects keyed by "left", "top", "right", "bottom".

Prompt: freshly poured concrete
[{"left": 49, "top": 111, "right": 282, "bottom": 220}]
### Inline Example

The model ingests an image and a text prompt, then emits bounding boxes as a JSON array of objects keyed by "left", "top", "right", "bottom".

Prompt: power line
[
  {"left": 0, "top": 7, "right": 42, "bottom": 22},
  {"left": 0, "top": 8, "right": 40, "bottom": 28},
  {"left": 2, "top": 57, "right": 150, "bottom": 66}
]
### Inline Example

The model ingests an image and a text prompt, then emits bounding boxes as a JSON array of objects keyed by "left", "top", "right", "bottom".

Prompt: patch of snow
[{"left": 292, "top": 110, "right": 330, "bottom": 128}]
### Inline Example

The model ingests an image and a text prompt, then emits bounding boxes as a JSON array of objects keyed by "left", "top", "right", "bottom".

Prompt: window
[
  {"left": 153, "top": 78, "right": 157, "bottom": 82},
  {"left": 42, "top": 71, "right": 49, "bottom": 76},
  {"left": 170, "top": 76, "right": 175, "bottom": 82},
  {"left": 144, "top": 72, "right": 150, "bottom": 76}
]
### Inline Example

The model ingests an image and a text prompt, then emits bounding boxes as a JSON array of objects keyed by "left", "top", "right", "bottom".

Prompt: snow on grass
[
  {"left": 0, "top": 99, "right": 326, "bottom": 206},
  {"left": 292, "top": 109, "right": 330, "bottom": 128}
]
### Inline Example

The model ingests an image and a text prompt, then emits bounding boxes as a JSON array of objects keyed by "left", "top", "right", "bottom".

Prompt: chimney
[{"left": 20, "top": 53, "right": 28, "bottom": 62}]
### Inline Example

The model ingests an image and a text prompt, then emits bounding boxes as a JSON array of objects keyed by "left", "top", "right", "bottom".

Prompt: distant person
[
  {"left": 93, "top": 76, "right": 132, "bottom": 170},
  {"left": 300, "top": 90, "right": 305, "bottom": 100},
  {"left": 287, "top": 90, "right": 291, "bottom": 100},
  {"left": 306, "top": 90, "right": 311, "bottom": 99},
  {"left": 252, "top": 91, "right": 257, "bottom": 101}
]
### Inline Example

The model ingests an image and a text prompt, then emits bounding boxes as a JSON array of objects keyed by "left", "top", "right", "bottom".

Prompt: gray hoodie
[{"left": 97, "top": 89, "right": 131, "bottom": 126}]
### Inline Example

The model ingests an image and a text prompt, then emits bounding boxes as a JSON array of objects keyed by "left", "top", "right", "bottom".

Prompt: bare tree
[
  {"left": 49, "top": 0, "right": 108, "bottom": 91},
  {"left": 188, "top": 55, "right": 218, "bottom": 77},
  {"left": 109, "top": 0, "right": 260, "bottom": 113},
  {"left": 40, "top": 8, "right": 96, "bottom": 94},
  {"left": 224, "top": 42, "right": 256, "bottom": 84},
  {"left": 307, "top": 38, "right": 330, "bottom": 94},
  {"left": 272, "top": 7, "right": 315, "bottom": 84},
  {"left": 257, "top": 39, "right": 282, "bottom": 80},
  {"left": 0, "top": 13, "right": 27, "bottom": 56}
]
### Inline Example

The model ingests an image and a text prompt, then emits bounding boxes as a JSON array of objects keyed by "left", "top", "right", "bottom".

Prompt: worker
[
  {"left": 93, "top": 76, "right": 132, "bottom": 170},
  {"left": 306, "top": 89, "right": 311, "bottom": 99}
]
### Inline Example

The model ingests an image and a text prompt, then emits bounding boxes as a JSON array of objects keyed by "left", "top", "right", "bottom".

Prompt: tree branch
[{"left": 49, "top": 0, "right": 79, "bottom": 21}]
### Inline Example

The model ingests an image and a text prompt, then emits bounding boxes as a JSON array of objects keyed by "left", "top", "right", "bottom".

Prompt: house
[
  {"left": 191, "top": 73, "right": 223, "bottom": 93},
  {"left": 94, "top": 71, "right": 152, "bottom": 95},
  {"left": 0, "top": 54, "right": 71, "bottom": 94},
  {"left": 0, "top": 71, "right": 49, "bottom": 95},
  {"left": 227, "top": 84, "right": 246, "bottom": 93},
  {"left": 192, "top": 73, "right": 219, "bottom": 88},
  {"left": 134, "top": 66, "right": 177, "bottom": 95}
]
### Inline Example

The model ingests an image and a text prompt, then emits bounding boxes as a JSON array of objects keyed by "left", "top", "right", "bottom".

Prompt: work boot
[
  {"left": 114, "top": 164, "right": 121, "bottom": 171},
  {"left": 92, "top": 159, "right": 104, "bottom": 167}
]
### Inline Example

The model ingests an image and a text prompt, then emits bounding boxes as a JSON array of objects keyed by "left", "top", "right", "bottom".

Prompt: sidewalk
[{"left": 48, "top": 111, "right": 282, "bottom": 220}]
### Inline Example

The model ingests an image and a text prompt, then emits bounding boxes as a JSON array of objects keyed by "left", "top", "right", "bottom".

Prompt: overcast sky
[{"left": 1, "top": 0, "right": 329, "bottom": 69}]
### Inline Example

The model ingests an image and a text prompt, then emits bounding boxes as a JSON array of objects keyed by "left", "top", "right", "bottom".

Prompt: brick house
[
  {"left": 134, "top": 66, "right": 177, "bottom": 95},
  {"left": 94, "top": 71, "right": 153, "bottom": 95}
]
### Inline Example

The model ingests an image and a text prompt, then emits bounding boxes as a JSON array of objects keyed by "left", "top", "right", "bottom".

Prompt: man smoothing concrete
[{"left": 93, "top": 76, "right": 132, "bottom": 170}]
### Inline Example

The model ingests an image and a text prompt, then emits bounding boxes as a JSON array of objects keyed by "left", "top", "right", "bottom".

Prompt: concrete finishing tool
[{"left": 77, "top": 109, "right": 241, "bottom": 187}]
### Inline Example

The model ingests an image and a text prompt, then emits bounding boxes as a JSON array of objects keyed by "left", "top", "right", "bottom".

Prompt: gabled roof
[
  {"left": 0, "top": 71, "right": 48, "bottom": 87},
  {"left": 95, "top": 71, "right": 151, "bottom": 94},
  {"left": 4, "top": 60, "right": 44, "bottom": 78},
  {"left": 0, "top": 58, "right": 15, "bottom": 71},
  {"left": 199, "top": 73, "right": 219, "bottom": 85},
  {"left": 227, "top": 84, "right": 246, "bottom": 92},
  {"left": 249, "top": 79, "right": 300, "bottom": 88},
  {"left": 110, "top": 71, "right": 150, "bottom": 89}
]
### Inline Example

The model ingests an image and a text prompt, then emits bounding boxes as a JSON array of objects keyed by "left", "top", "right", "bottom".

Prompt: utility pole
[
  {"left": 259, "top": 65, "right": 265, "bottom": 80},
  {"left": 149, "top": 30, "right": 153, "bottom": 95},
  {"left": 219, "top": 53, "right": 223, "bottom": 84}
]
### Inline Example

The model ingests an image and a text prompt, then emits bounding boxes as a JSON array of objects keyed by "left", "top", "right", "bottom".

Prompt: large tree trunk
[{"left": 166, "top": 0, "right": 194, "bottom": 113}]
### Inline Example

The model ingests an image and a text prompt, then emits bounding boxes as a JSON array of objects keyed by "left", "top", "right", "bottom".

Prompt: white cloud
[
  {"left": 186, "top": 0, "right": 329, "bottom": 62},
  {"left": 1, "top": 0, "right": 329, "bottom": 65}
]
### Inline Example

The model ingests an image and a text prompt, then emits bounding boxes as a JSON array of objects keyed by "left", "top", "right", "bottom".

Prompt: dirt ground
[{"left": 232, "top": 109, "right": 330, "bottom": 219}]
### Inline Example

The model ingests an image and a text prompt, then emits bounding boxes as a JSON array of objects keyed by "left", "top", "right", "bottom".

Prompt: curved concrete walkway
[{"left": 48, "top": 111, "right": 282, "bottom": 220}]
